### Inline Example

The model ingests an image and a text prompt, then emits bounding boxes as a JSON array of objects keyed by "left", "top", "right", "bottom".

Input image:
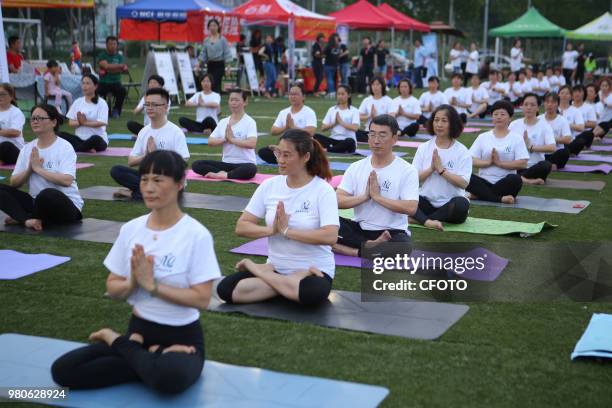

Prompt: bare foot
[
  {"left": 501, "top": 195, "right": 516, "bottom": 204},
  {"left": 148, "top": 344, "right": 161, "bottom": 353},
  {"left": 308, "top": 266, "right": 324, "bottom": 277},
  {"left": 89, "top": 328, "right": 120, "bottom": 346},
  {"left": 129, "top": 333, "right": 144, "bottom": 344},
  {"left": 241, "top": 260, "right": 274, "bottom": 277},
  {"left": 205, "top": 171, "right": 228, "bottom": 180},
  {"left": 408, "top": 216, "right": 418, "bottom": 225},
  {"left": 163, "top": 344, "right": 196, "bottom": 354},
  {"left": 24, "top": 218, "right": 42, "bottom": 231},
  {"left": 424, "top": 219, "right": 444, "bottom": 231},
  {"left": 467, "top": 193, "right": 477, "bottom": 200},
  {"left": 4, "top": 216, "right": 19, "bottom": 225},
  {"left": 235, "top": 258, "right": 254, "bottom": 272},
  {"left": 364, "top": 230, "right": 392, "bottom": 248},
  {"left": 89, "top": 148, "right": 97, "bottom": 153},
  {"left": 521, "top": 176, "right": 545, "bottom": 185},
  {"left": 113, "top": 188, "right": 132, "bottom": 200}
]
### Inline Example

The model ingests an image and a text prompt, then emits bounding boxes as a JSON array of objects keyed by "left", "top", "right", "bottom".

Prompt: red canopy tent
[
  {"left": 328, "top": 0, "right": 394, "bottom": 30},
  {"left": 377, "top": 3, "right": 429, "bottom": 32}
]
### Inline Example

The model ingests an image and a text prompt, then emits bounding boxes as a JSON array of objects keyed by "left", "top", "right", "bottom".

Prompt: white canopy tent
[{"left": 566, "top": 12, "right": 612, "bottom": 41}]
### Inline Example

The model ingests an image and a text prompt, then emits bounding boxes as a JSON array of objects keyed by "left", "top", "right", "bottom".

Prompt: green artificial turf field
[{"left": 1, "top": 80, "right": 612, "bottom": 407}]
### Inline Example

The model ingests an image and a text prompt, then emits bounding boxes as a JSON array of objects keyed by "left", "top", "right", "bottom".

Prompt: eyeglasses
[
  {"left": 367, "top": 132, "right": 391, "bottom": 141},
  {"left": 143, "top": 103, "right": 167, "bottom": 108},
  {"left": 273, "top": 150, "right": 296, "bottom": 160},
  {"left": 30, "top": 116, "right": 51, "bottom": 122}
]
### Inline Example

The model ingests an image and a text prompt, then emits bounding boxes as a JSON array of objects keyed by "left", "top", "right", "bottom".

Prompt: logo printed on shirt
[
  {"left": 43, "top": 160, "right": 54, "bottom": 170},
  {"left": 158, "top": 140, "right": 166, "bottom": 149},
  {"left": 381, "top": 179, "right": 391, "bottom": 192},
  {"left": 446, "top": 160, "right": 455, "bottom": 169},
  {"left": 295, "top": 200, "right": 311, "bottom": 213},
  {"left": 156, "top": 253, "right": 176, "bottom": 272},
  {"left": 504, "top": 145, "right": 512, "bottom": 153}
]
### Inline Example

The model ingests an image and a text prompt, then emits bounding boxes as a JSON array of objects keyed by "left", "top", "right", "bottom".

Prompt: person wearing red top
[{"left": 7, "top": 36, "right": 24, "bottom": 74}]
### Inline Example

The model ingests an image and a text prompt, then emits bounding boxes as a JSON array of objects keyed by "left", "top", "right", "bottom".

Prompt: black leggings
[
  {"left": 51, "top": 314, "right": 204, "bottom": 394},
  {"left": 466, "top": 174, "right": 523, "bottom": 203},
  {"left": 0, "top": 184, "right": 82, "bottom": 225},
  {"left": 401, "top": 122, "right": 420, "bottom": 137},
  {"left": 413, "top": 196, "right": 469, "bottom": 225},
  {"left": 563, "top": 69, "right": 573, "bottom": 86},
  {"left": 178, "top": 117, "right": 217, "bottom": 134},
  {"left": 207, "top": 60, "right": 225, "bottom": 94},
  {"left": 518, "top": 160, "right": 552, "bottom": 180},
  {"left": 417, "top": 115, "right": 429, "bottom": 125},
  {"left": 192, "top": 160, "right": 257, "bottom": 180},
  {"left": 258, "top": 146, "right": 277, "bottom": 164},
  {"left": 313, "top": 134, "right": 356, "bottom": 153},
  {"left": 545, "top": 148, "right": 570, "bottom": 169},
  {"left": 0, "top": 141, "right": 19, "bottom": 164},
  {"left": 337, "top": 217, "right": 412, "bottom": 258},
  {"left": 110, "top": 165, "right": 141, "bottom": 199},
  {"left": 217, "top": 270, "right": 333, "bottom": 307},
  {"left": 312, "top": 61, "right": 324, "bottom": 93},
  {"left": 567, "top": 130, "right": 594, "bottom": 155},
  {"left": 58, "top": 131, "right": 107, "bottom": 152},
  {"left": 127, "top": 120, "right": 143, "bottom": 136},
  {"left": 356, "top": 130, "right": 369, "bottom": 143},
  {"left": 598, "top": 119, "right": 612, "bottom": 134}
]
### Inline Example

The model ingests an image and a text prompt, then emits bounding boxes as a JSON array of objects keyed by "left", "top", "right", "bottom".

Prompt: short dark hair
[
  {"left": 543, "top": 92, "right": 560, "bottom": 104},
  {"left": 228, "top": 88, "right": 248, "bottom": 101},
  {"left": 369, "top": 114, "right": 399, "bottom": 136},
  {"left": 31, "top": 103, "right": 64, "bottom": 131},
  {"left": 369, "top": 76, "right": 386, "bottom": 96},
  {"left": 8, "top": 36, "right": 19, "bottom": 47},
  {"left": 145, "top": 87, "right": 170, "bottom": 102},
  {"left": 558, "top": 84, "right": 572, "bottom": 95},
  {"left": 398, "top": 78, "right": 413, "bottom": 94},
  {"left": 289, "top": 82, "right": 305, "bottom": 95},
  {"left": 572, "top": 84, "right": 586, "bottom": 100},
  {"left": 489, "top": 69, "right": 499, "bottom": 75},
  {"left": 106, "top": 36, "right": 118, "bottom": 44},
  {"left": 139, "top": 150, "right": 187, "bottom": 202},
  {"left": 428, "top": 76, "right": 440, "bottom": 84},
  {"left": 207, "top": 18, "right": 220, "bottom": 29},
  {"left": 522, "top": 92, "right": 540, "bottom": 106},
  {"left": 148, "top": 74, "right": 165, "bottom": 87},
  {"left": 426, "top": 104, "right": 464, "bottom": 139},
  {"left": 451, "top": 73, "right": 463, "bottom": 81},
  {"left": 490, "top": 100, "right": 514, "bottom": 117},
  {"left": 46, "top": 59, "right": 59, "bottom": 68}
]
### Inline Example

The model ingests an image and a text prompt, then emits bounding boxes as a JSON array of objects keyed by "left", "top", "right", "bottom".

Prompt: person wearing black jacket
[{"left": 312, "top": 34, "right": 325, "bottom": 95}]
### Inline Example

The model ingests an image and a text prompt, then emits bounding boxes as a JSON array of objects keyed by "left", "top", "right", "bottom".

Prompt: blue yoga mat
[
  {"left": 571, "top": 313, "right": 612, "bottom": 360},
  {"left": 109, "top": 134, "right": 208, "bottom": 145},
  {"left": 0, "top": 250, "right": 70, "bottom": 280},
  {"left": 0, "top": 333, "right": 390, "bottom": 407}
]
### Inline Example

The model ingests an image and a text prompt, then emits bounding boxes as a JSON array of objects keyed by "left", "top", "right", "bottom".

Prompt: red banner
[
  {"left": 294, "top": 17, "right": 336, "bottom": 41},
  {"left": 186, "top": 11, "right": 241, "bottom": 43},
  {"left": 2, "top": 0, "right": 94, "bottom": 7}
]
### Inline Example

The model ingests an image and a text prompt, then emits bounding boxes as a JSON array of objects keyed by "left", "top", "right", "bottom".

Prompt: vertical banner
[
  {"left": 153, "top": 52, "right": 179, "bottom": 97},
  {"left": 288, "top": 18, "right": 295, "bottom": 82},
  {"left": 422, "top": 33, "right": 438, "bottom": 77},
  {"left": 337, "top": 25, "right": 349, "bottom": 48},
  {"left": 0, "top": 7, "right": 10, "bottom": 82},
  {"left": 242, "top": 52, "right": 260, "bottom": 94},
  {"left": 174, "top": 52, "right": 197, "bottom": 97}
]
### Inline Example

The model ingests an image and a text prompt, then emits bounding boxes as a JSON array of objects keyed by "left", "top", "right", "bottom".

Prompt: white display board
[
  {"left": 242, "top": 52, "right": 260, "bottom": 94},
  {"left": 174, "top": 51, "right": 197, "bottom": 97},
  {"left": 0, "top": 8, "right": 10, "bottom": 82},
  {"left": 153, "top": 51, "right": 179, "bottom": 97}
]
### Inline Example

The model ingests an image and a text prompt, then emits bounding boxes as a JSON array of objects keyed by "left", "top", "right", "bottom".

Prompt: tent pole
[{"left": 93, "top": 4, "right": 97, "bottom": 69}]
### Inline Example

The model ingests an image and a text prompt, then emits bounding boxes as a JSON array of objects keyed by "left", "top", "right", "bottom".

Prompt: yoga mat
[
  {"left": 332, "top": 149, "right": 406, "bottom": 158},
  {"left": 256, "top": 158, "right": 351, "bottom": 172},
  {"left": 410, "top": 216, "right": 556, "bottom": 237},
  {"left": 108, "top": 133, "right": 209, "bottom": 145},
  {"left": 572, "top": 154, "right": 612, "bottom": 164},
  {"left": 209, "top": 290, "right": 469, "bottom": 340},
  {"left": 471, "top": 196, "right": 590, "bottom": 214},
  {"left": 558, "top": 164, "right": 612, "bottom": 174},
  {"left": 0, "top": 163, "right": 93, "bottom": 170},
  {"left": 571, "top": 314, "right": 612, "bottom": 360},
  {"left": 588, "top": 145, "right": 612, "bottom": 152},
  {"left": 77, "top": 147, "right": 132, "bottom": 157},
  {"left": 0, "top": 250, "right": 70, "bottom": 280},
  {"left": 230, "top": 237, "right": 508, "bottom": 281},
  {"left": 181, "top": 128, "right": 269, "bottom": 137},
  {"left": 80, "top": 186, "right": 249, "bottom": 212},
  {"left": 186, "top": 171, "right": 344, "bottom": 188},
  {"left": 0, "top": 212, "right": 120, "bottom": 244},
  {"left": 600, "top": 138, "right": 612, "bottom": 144},
  {"left": 108, "top": 133, "right": 134, "bottom": 141},
  {"left": 0, "top": 333, "right": 389, "bottom": 408},
  {"left": 395, "top": 140, "right": 424, "bottom": 148},
  {"left": 541, "top": 178, "right": 605, "bottom": 191}
]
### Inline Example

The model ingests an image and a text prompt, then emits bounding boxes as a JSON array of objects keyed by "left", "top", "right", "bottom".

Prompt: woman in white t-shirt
[
  {"left": 558, "top": 85, "right": 589, "bottom": 155},
  {"left": 59, "top": 74, "right": 109, "bottom": 152},
  {"left": 217, "top": 129, "right": 339, "bottom": 307},
  {"left": 259, "top": 83, "right": 318, "bottom": 163},
  {"left": 466, "top": 74, "right": 489, "bottom": 119},
  {"left": 0, "top": 83, "right": 25, "bottom": 165},
  {"left": 0, "top": 104, "right": 83, "bottom": 231},
  {"left": 390, "top": 78, "right": 421, "bottom": 137},
  {"left": 412, "top": 105, "right": 471, "bottom": 231},
  {"left": 533, "top": 71, "right": 551, "bottom": 100},
  {"left": 316, "top": 84, "right": 360, "bottom": 153},
  {"left": 562, "top": 43, "right": 578, "bottom": 86},
  {"left": 418, "top": 76, "right": 449, "bottom": 124},
  {"left": 356, "top": 76, "right": 393, "bottom": 142},
  {"left": 509, "top": 93, "right": 556, "bottom": 185},
  {"left": 191, "top": 89, "right": 257, "bottom": 180},
  {"left": 443, "top": 73, "right": 471, "bottom": 123},
  {"left": 506, "top": 72, "right": 523, "bottom": 106},
  {"left": 465, "top": 43, "right": 480, "bottom": 79},
  {"left": 592, "top": 78, "right": 612, "bottom": 138},
  {"left": 510, "top": 39, "right": 523, "bottom": 75},
  {"left": 179, "top": 74, "right": 221, "bottom": 134},
  {"left": 540, "top": 92, "right": 572, "bottom": 169},
  {"left": 546, "top": 67, "right": 560, "bottom": 93},
  {"left": 449, "top": 42, "right": 462, "bottom": 74},
  {"left": 52, "top": 150, "right": 221, "bottom": 394},
  {"left": 126, "top": 74, "right": 169, "bottom": 136},
  {"left": 466, "top": 100, "right": 529, "bottom": 203}
]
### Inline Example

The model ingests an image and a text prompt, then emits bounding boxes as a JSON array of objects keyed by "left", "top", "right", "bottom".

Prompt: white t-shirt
[
  {"left": 419, "top": 91, "right": 448, "bottom": 119},
  {"left": 450, "top": 49, "right": 462, "bottom": 68},
  {"left": 517, "top": 80, "right": 532, "bottom": 94},
  {"left": 509, "top": 118, "right": 556, "bottom": 166},
  {"left": 103, "top": 214, "right": 221, "bottom": 326},
  {"left": 0, "top": 105, "right": 25, "bottom": 148},
  {"left": 66, "top": 97, "right": 109, "bottom": 143},
  {"left": 528, "top": 78, "right": 539, "bottom": 92},
  {"left": 245, "top": 175, "right": 339, "bottom": 277},
  {"left": 547, "top": 75, "right": 560, "bottom": 92},
  {"left": 273, "top": 105, "right": 317, "bottom": 130},
  {"left": 481, "top": 81, "right": 508, "bottom": 104},
  {"left": 574, "top": 103, "right": 597, "bottom": 127},
  {"left": 562, "top": 50, "right": 578, "bottom": 70},
  {"left": 469, "top": 130, "right": 530, "bottom": 183},
  {"left": 338, "top": 156, "right": 419, "bottom": 232},
  {"left": 600, "top": 93, "right": 612, "bottom": 122},
  {"left": 12, "top": 137, "right": 83, "bottom": 210},
  {"left": 391, "top": 96, "right": 421, "bottom": 129},
  {"left": 557, "top": 75, "right": 567, "bottom": 86},
  {"left": 444, "top": 87, "right": 469, "bottom": 114},
  {"left": 186, "top": 91, "right": 221, "bottom": 123},
  {"left": 466, "top": 86, "right": 489, "bottom": 113},
  {"left": 209, "top": 114, "right": 257, "bottom": 164},
  {"left": 592, "top": 101, "right": 604, "bottom": 121},
  {"left": 534, "top": 78, "right": 551, "bottom": 96},
  {"left": 559, "top": 105, "right": 585, "bottom": 137},
  {"left": 412, "top": 138, "right": 472, "bottom": 207},
  {"left": 510, "top": 47, "right": 523, "bottom": 72},
  {"left": 131, "top": 121, "right": 190, "bottom": 160},
  {"left": 136, "top": 96, "right": 171, "bottom": 127},
  {"left": 466, "top": 50, "right": 479, "bottom": 74},
  {"left": 507, "top": 82, "right": 522, "bottom": 102},
  {"left": 358, "top": 95, "right": 393, "bottom": 129},
  {"left": 539, "top": 113, "right": 571, "bottom": 149},
  {"left": 322, "top": 105, "right": 360, "bottom": 141}
]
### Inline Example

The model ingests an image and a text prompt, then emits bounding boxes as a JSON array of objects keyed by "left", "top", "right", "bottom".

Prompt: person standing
[
  {"left": 200, "top": 19, "right": 232, "bottom": 95},
  {"left": 449, "top": 42, "right": 462, "bottom": 74},
  {"left": 234, "top": 35, "right": 248, "bottom": 88},
  {"left": 357, "top": 37, "right": 376, "bottom": 94},
  {"left": 375, "top": 40, "right": 389, "bottom": 79},
  {"left": 261, "top": 35, "right": 277, "bottom": 99},
  {"left": 324, "top": 34, "right": 340, "bottom": 97},
  {"left": 338, "top": 39, "right": 351, "bottom": 86},
  {"left": 6, "top": 36, "right": 24, "bottom": 74},
  {"left": 575, "top": 43, "right": 586, "bottom": 86},
  {"left": 562, "top": 43, "right": 578, "bottom": 86},
  {"left": 97, "top": 36, "right": 128, "bottom": 119},
  {"left": 510, "top": 39, "right": 523, "bottom": 76},
  {"left": 311, "top": 34, "right": 325, "bottom": 96},
  {"left": 413, "top": 39, "right": 426, "bottom": 89},
  {"left": 465, "top": 43, "right": 480, "bottom": 86}
]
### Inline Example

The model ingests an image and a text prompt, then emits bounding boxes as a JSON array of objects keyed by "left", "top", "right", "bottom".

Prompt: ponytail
[{"left": 280, "top": 129, "right": 332, "bottom": 181}]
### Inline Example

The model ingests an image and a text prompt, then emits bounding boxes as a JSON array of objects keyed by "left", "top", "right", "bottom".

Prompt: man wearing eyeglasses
[
  {"left": 110, "top": 88, "right": 189, "bottom": 200},
  {"left": 334, "top": 114, "right": 419, "bottom": 258}
]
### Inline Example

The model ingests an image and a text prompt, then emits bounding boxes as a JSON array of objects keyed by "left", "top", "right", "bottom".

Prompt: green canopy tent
[
  {"left": 566, "top": 12, "right": 612, "bottom": 41},
  {"left": 488, "top": 7, "right": 567, "bottom": 69}
]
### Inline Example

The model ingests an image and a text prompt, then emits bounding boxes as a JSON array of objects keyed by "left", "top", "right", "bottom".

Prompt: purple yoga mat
[
  {"left": 573, "top": 154, "right": 612, "bottom": 164},
  {"left": 558, "top": 164, "right": 612, "bottom": 174},
  {"left": 77, "top": 147, "right": 132, "bottom": 157},
  {"left": 230, "top": 238, "right": 508, "bottom": 282},
  {"left": 601, "top": 138, "right": 612, "bottom": 144},
  {"left": 0, "top": 250, "right": 70, "bottom": 280},
  {"left": 588, "top": 145, "right": 612, "bottom": 152}
]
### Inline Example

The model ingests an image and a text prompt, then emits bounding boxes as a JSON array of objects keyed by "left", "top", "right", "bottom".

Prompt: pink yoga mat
[
  {"left": 0, "top": 163, "right": 94, "bottom": 170},
  {"left": 186, "top": 170, "right": 343, "bottom": 188},
  {"left": 77, "top": 147, "right": 132, "bottom": 157},
  {"left": 395, "top": 140, "right": 423, "bottom": 148}
]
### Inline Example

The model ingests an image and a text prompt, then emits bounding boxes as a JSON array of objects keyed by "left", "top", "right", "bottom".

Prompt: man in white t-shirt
[
  {"left": 111, "top": 88, "right": 190, "bottom": 200},
  {"left": 335, "top": 114, "right": 419, "bottom": 258}
]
